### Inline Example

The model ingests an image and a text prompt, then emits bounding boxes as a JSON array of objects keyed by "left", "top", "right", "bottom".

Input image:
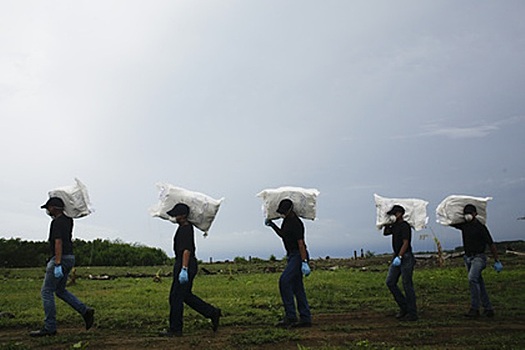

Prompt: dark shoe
[
  {"left": 395, "top": 310, "right": 408, "bottom": 319},
  {"left": 291, "top": 320, "right": 312, "bottom": 328},
  {"left": 483, "top": 309, "right": 495, "bottom": 318},
  {"left": 83, "top": 308, "right": 95, "bottom": 330},
  {"left": 211, "top": 308, "right": 221, "bottom": 332},
  {"left": 30, "top": 328, "right": 57, "bottom": 337},
  {"left": 275, "top": 318, "right": 297, "bottom": 328},
  {"left": 464, "top": 308, "right": 480, "bottom": 318},
  {"left": 159, "top": 330, "right": 182, "bottom": 337},
  {"left": 401, "top": 314, "right": 418, "bottom": 322}
]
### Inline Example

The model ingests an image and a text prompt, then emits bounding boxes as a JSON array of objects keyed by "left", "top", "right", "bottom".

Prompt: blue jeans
[
  {"left": 169, "top": 259, "right": 218, "bottom": 332},
  {"left": 41, "top": 255, "right": 88, "bottom": 332},
  {"left": 279, "top": 251, "right": 311, "bottom": 322},
  {"left": 464, "top": 254, "right": 492, "bottom": 311},
  {"left": 386, "top": 252, "right": 417, "bottom": 316}
]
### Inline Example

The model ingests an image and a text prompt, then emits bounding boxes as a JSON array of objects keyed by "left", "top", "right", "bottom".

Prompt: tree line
[{"left": 0, "top": 238, "right": 170, "bottom": 268}]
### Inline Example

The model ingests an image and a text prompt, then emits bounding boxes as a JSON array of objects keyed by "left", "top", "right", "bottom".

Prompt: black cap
[
  {"left": 276, "top": 199, "right": 294, "bottom": 215},
  {"left": 40, "top": 197, "right": 65, "bottom": 210},
  {"left": 463, "top": 204, "right": 477, "bottom": 214},
  {"left": 387, "top": 204, "right": 405, "bottom": 215},
  {"left": 166, "top": 203, "right": 190, "bottom": 217}
]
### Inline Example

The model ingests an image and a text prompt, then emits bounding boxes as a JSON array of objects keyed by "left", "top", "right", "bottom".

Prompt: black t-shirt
[
  {"left": 48, "top": 214, "right": 74, "bottom": 256},
  {"left": 173, "top": 223, "right": 196, "bottom": 260},
  {"left": 385, "top": 221, "right": 412, "bottom": 256},
  {"left": 281, "top": 213, "right": 305, "bottom": 254},
  {"left": 452, "top": 219, "right": 494, "bottom": 256}
]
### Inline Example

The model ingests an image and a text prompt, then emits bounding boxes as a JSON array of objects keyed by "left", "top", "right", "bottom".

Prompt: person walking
[
  {"left": 383, "top": 205, "right": 418, "bottom": 322},
  {"left": 159, "top": 203, "right": 221, "bottom": 337},
  {"left": 265, "top": 199, "right": 312, "bottom": 328},
  {"left": 30, "top": 197, "right": 94, "bottom": 337},
  {"left": 452, "top": 204, "right": 502, "bottom": 318}
]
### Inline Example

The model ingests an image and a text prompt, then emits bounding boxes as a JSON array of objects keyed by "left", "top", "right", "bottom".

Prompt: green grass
[{"left": 1, "top": 257, "right": 524, "bottom": 349}]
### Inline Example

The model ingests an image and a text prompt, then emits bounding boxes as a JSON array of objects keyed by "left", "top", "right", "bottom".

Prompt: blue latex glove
[
  {"left": 54, "top": 265, "right": 64, "bottom": 279},
  {"left": 392, "top": 256, "right": 402, "bottom": 267},
  {"left": 179, "top": 267, "right": 189, "bottom": 284},
  {"left": 301, "top": 262, "right": 311, "bottom": 276},
  {"left": 493, "top": 261, "right": 503, "bottom": 273},
  {"left": 264, "top": 218, "right": 272, "bottom": 226}
]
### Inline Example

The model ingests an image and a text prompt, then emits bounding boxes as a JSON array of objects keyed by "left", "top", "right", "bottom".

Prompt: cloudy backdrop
[{"left": 1, "top": 1, "right": 524, "bottom": 261}]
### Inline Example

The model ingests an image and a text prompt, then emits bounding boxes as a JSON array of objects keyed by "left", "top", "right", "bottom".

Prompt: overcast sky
[{"left": 1, "top": 1, "right": 524, "bottom": 261}]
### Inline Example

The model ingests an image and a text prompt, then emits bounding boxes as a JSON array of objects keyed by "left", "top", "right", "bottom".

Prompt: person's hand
[
  {"left": 493, "top": 260, "right": 503, "bottom": 273},
  {"left": 264, "top": 218, "right": 273, "bottom": 227},
  {"left": 178, "top": 267, "right": 189, "bottom": 284},
  {"left": 54, "top": 265, "right": 64, "bottom": 279},
  {"left": 301, "top": 261, "right": 311, "bottom": 276},
  {"left": 392, "top": 256, "right": 402, "bottom": 267}
]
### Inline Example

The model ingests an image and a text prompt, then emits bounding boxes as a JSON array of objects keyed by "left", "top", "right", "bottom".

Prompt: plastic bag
[
  {"left": 256, "top": 186, "right": 320, "bottom": 220},
  {"left": 149, "top": 183, "right": 223, "bottom": 235},
  {"left": 374, "top": 194, "right": 428, "bottom": 231},
  {"left": 48, "top": 178, "right": 93, "bottom": 219},
  {"left": 436, "top": 195, "right": 492, "bottom": 226}
]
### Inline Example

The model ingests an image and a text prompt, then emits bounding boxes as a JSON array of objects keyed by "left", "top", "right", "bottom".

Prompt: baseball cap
[
  {"left": 40, "top": 197, "right": 65, "bottom": 209},
  {"left": 463, "top": 204, "right": 477, "bottom": 214},
  {"left": 387, "top": 205, "right": 405, "bottom": 215},
  {"left": 166, "top": 203, "right": 190, "bottom": 217},
  {"left": 276, "top": 199, "right": 294, "bottom": 215}
]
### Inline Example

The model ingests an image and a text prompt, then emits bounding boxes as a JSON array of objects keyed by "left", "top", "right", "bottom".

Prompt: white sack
[
  {"left": 48, "top": 178, "right": 93, "bottom": 219},
  {"left": 256, "top": 186, "right": 320, "bottom": 220},
  {"left": 436, "top": 195, "right": 492, "bottom": 226},
  {"left": 149, "top": 183, "right": 223, "bottom": 235},
  {"left": 374, "top": 194, "right": 428, "bottom": 231}
]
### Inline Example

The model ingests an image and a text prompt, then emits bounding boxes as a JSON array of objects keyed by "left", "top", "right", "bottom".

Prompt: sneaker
[
  {"left": 291, "top": 320, "right": 312, "bottom": 328},
  {"left": 158, "top": 329, "right": 182, "bottom": 337},
  {"left": 83, "top": 308, "right": 95, "bottom": 330},
  {"left": 395, "top": 310, "right": 408, "bottom": 319},
  {"left": 29, "top": 328, "right": 57, "bottom": 337},
  {"left": 211, "top": 308, "right": 221, "bottom": 332},
  {"left": 483, "top": 309, "right": 495, "bottom": 318},
  {"left": 464, "top": 309, "right": 480, "bottom": 318},
  {"left": 275, "top": 318, "right": 297, "bottom": 328}
]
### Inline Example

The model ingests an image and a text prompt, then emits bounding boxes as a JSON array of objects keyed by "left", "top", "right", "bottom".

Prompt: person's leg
[
  {"left": 169, "top": 264, "right": 188, "bottom": 333},
  {"left": 54, "top": 256, "right": 88, "bottom": 316},
  {"left": 467, "top": 256, "right": 485, "bottom": 312},
  {"left": 386, "top": 263, "right": 406, "bottom": 314},
  {"left": 400, "top": 254, "right": 417, "bottom": 318},
  {"left": 183, "top": 262, "right": 218, "bottom": 319},
  {"left": 279, "top": 254, "right": 299, "bottom": 322},
  {"left": 290, "top": 255, "right": 311, "bottom": 323},
  {"left": 41, "top": 259, "right": 58, "bottom": 332},
  {"left": 477, "top": 257, "right": 493, "bottom": 312}
]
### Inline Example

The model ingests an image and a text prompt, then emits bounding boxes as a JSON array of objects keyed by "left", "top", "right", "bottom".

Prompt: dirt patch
[{"left": 2, "top": 311, "right": 524, "bottom": 349}]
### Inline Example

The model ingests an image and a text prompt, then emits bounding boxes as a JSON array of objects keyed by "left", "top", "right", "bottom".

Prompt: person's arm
[
  {"left": 489, "top": 243, "right": 499, "bottom": 261},
  {"left": 298, "top": 239, "right": 308, "bottom": 261},
  {"left": 267, "top": 221, "right": 283, "bottom": 238},
  {"left": 54, "top": 239, "right": 63, "bottom": 265},
  {"left": 383, "top": 225, "right": 393, "bottom": 236},
  {"left": 182, "top": 249, "right": 191, "bottom": 268},
  {"left": 398, "top": 239, "right": 409, "bottom": 257}
]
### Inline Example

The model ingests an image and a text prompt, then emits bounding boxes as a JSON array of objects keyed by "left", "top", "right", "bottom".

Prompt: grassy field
[{"left": 1, "top": 255, "right": 525, "bottom": 349}]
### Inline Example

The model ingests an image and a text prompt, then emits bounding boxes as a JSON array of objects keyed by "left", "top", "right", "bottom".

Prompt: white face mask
[
  {"left": 46, "top": 209, "right": 52, "bottom": 217},
  {"left": 464, "top": 214, "right": 474, "bottom": 222},
  {"left": 389, "top": 215, "right": 397, "bottom": 223}
]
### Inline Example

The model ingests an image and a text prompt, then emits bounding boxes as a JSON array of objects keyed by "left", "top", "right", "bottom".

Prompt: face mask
[
  {"left": 464, "top": 214, "right": 474, "bottom": 222},
  {"left": 389, "top": 215, "right": 397, "bottom": 223},
  {"left": 46, "top": 209, "right": 52, "bottom": 217}
]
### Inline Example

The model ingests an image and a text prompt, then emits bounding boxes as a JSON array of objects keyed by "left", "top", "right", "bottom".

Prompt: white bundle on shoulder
[
  {"left": 436, "top": 195, "right": 492, "bottom": 226},
  {"left": 48, "top": 178, "right": 93, "bottom": 219},
  {"left": 149, "top": 183, "right": 223, "bottom": 235},
  {"left": 374, "top": 194, "right": 428, "bottom": 231},
  {"left": 256, "top": 186, "right": 320, "bottom": 220}
]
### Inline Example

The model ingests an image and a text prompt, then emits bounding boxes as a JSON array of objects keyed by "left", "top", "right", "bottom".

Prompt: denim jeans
[
  {"left": 385, "top": 252, "right": 417, "bottom": 316},
  {"left": 41, "top": 255, "right": 88, "bottom": 332},
  {"left": 464, "top": 254, "right": 493, "bottom": 311},
  {"left": 279, "top": 251, "right": 311, "bottom": 322},
  {"left": 169, "top": 259, "right": 218, "bottom": 332}
]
